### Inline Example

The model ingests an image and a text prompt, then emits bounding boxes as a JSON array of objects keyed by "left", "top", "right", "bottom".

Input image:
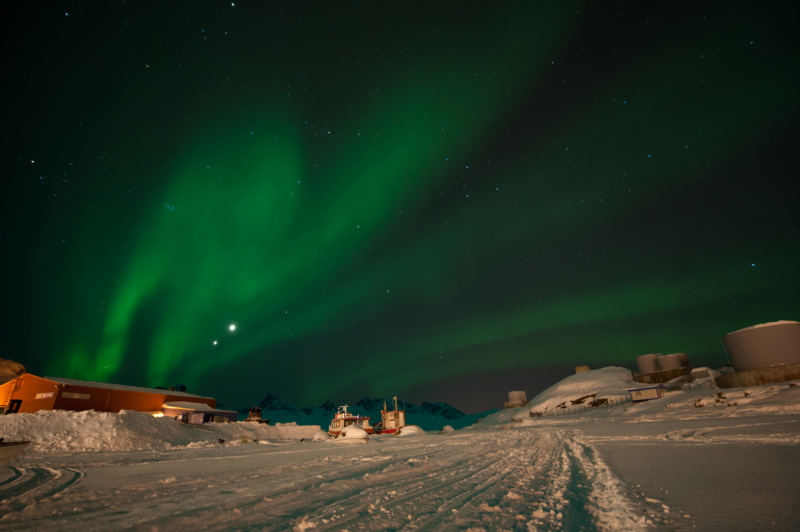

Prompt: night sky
[{"left": 3, "top": 1, "right": 798, "bottom": 413}]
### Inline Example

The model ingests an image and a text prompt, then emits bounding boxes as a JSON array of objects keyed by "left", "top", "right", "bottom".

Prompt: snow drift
[
  {"left": 331, "top": 426, "right": 369, "bottom": 442},
  {"left": 312, "top": 430, "right": 330, "bottom": 441},
  {"left": 0, "top": 409, "right": 321, "bottom": 454},
  {"left": 505, "top": 366, "right": 634, "bottom": 417},
  {"left": 396, "top": 425, "right": 426, "bottom": 437}
]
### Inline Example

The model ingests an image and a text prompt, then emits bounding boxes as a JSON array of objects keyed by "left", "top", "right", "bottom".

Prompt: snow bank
[
  {"left": 482, "top": 367, "right": 634, "bottom": 425},
  {"left": 312, "top": 431, "right": 330, "bottom": 441},
  {"left": 331, "top": 426, "right": 369, "bottom": 442},
  {"left": 441, "top": 425, "right": 454, "bottom": 434},
  {"left": 478, "top": 366, "right": 800, "bottom": 426},
  {"left": 396, "top": 425, "right": 426, "bottom": 437},
  {"left": 0, "top": 409, "right": 321, "bottom": 454}
]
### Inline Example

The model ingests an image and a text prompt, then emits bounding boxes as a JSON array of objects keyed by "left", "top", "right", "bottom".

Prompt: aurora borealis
[{"left": 3, "top": 2, "right": 798, "bottom": 412}]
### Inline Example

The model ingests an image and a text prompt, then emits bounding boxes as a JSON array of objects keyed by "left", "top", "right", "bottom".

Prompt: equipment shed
[
  {"left": 628, "top": 384, "right": 666, "bottom": 403},
  {"left": 0, "top": 374, "right": 216, "bottom": 415},
  {"left": 162, "top": 401, "right": 237, "bottom": 423}
]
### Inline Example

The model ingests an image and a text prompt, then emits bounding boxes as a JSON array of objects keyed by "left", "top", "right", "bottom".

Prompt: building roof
[
  {"left": 163, "top": 401, "right": 235, "bottom": 413},
  {"left": 43, "top": 376, "right": 214, "bottom": 399},
  {"left": 628, "top": 384, "right": 666, "bottom": 391}
]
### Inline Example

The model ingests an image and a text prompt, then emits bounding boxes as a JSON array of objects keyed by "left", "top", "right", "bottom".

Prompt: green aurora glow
[{"left": 5, "top": 2, "right": 798, "bottom": 410}]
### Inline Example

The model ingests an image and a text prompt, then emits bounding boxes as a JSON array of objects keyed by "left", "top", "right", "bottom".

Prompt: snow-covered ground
[{"left": 1, "top": 368, "right": 798, "bottom": 531}]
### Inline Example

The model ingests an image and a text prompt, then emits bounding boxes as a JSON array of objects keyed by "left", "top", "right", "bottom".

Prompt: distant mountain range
[{"left": 227, "top": 394, "right": 498, "bottom": 431}]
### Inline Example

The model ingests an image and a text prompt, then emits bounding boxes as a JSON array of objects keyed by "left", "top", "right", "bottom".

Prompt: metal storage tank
[
  {"left": 670, "top": 353, "right": 690, "bottom": 368},
  {"left": 659, "top": 354, "right": 682, "bottom": 370},
  {"left": 508, "top": 391, "right": 527, "bottom": 403},
  {"left": 636, "top": 354, "right": 660, "bottom": 374},
  {"left": 722, "top": 321, "right": 800, "bottom": 372}
]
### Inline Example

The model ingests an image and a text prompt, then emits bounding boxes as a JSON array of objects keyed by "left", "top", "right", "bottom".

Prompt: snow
[
  {"left": 727, "top": 320, "right": 798, "bottom": 334},
  {"left": 484, "top": 367, "right": 635, "bottom": 420},
  {"left": 441, "top": 425, "right": 455, "bottom": 434},
  {"left": 1, "top": 368, "right": 799, "bottom": 530},
  {"left": 312, "top": 431, "right": 330, "bottom": 441},
  {"left": 0, "top": 409, "right": 320, "bottom": 454},
  {"left": 395, "top": 424, "right": 426, "bottom": 437},
  {"left": 332, "top": 425, "right": 369, "bottom": 442},
  {"left": 481, "top": 367, "right": 800, "bottom": 427}
]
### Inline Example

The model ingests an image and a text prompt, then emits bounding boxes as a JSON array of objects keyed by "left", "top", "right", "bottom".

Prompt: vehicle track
[
  {"left": 0, "top": 467, "right": 83, "bottom": 518},
  {"left": 0, "top": 430, "right": 646, "bottom": 531}
]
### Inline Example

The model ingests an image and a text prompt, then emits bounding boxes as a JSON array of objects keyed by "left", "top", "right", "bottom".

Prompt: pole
[{"left": 721, "top": 340, "right": 733, "bottom": 369}]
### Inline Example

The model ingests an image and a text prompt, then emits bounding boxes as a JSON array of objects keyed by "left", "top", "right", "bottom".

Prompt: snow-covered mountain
[{"left": 235, "top": 394, "right": 497, "bottom": 431}]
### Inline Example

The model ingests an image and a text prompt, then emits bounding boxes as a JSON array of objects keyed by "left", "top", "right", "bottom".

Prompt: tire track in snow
[
  {"left": 0, "top": 430, "right": 646, "bottom": 531},
  {"left": 0, "top": 467, "right": 83, "bottom": 520}
]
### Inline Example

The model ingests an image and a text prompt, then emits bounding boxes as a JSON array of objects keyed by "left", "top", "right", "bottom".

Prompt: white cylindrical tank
[
  {"left": 722, "top": 321, "right": 800, "bottom": 372},
  {"left": 660, "top": 354, "right": 682, "bottom": 370},
  {"left": 637, "top": 354, "right": 660, "bottom": 374},
  {"left": 670, "top": 353, "right": 690, "bottom": 367},
  {"left": 508, "top": 391, "right": 527, "bottom": 403}
]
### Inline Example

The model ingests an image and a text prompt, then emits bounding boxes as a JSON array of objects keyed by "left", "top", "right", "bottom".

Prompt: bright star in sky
[{"left": 229, "top": 324, "right": 236, "bottom": 331}]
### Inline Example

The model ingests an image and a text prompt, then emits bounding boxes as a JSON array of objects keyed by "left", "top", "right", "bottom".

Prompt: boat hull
[{"left": 0, "top": 441, "right": 31, "bottom": 464}]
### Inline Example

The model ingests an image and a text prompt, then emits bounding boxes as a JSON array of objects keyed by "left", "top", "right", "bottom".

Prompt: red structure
[{"left": 0, "top": 374, "right": 216, "bottom": 415}]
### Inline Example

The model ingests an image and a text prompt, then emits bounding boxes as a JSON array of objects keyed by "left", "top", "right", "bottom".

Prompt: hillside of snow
[
  {"left": 479, "top": 366, "right": 800, "bottom": 427},
  {"left": 237, "top": 393, "right": 497, "bottom": 430}
]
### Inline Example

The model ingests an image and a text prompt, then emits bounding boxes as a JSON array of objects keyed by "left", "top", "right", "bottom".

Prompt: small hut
[{"left": 628, "top": 384, "right": 666, "bottom": 403}]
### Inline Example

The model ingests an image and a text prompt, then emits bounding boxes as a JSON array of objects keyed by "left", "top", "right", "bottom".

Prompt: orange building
[{"left": 0, "top": 374, "right": 216, "bottom": 415}]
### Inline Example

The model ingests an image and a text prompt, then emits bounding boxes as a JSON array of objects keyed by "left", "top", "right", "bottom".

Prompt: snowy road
[{"left": 0, "top": 429, "right": 649, "bottom": 531}]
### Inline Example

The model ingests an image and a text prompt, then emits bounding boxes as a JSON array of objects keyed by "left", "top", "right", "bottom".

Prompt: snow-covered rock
[
  {"left": 332, "top": 426, "right": 369, "bottom": 442},
  {"left": 441, "top": 425, "right": 455, "bottom": 434},
  {"left": 480, "top": 367, "right": 635, "bottom": 425},
  {"left": 396, "top": 425, "right": 426, "bottom": 437},
  {"left": 312, "top": 431, "right": 330, "bottom": 441},
  {"left": 526, "top": 367, "right": 633, "bottom": 412}
]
